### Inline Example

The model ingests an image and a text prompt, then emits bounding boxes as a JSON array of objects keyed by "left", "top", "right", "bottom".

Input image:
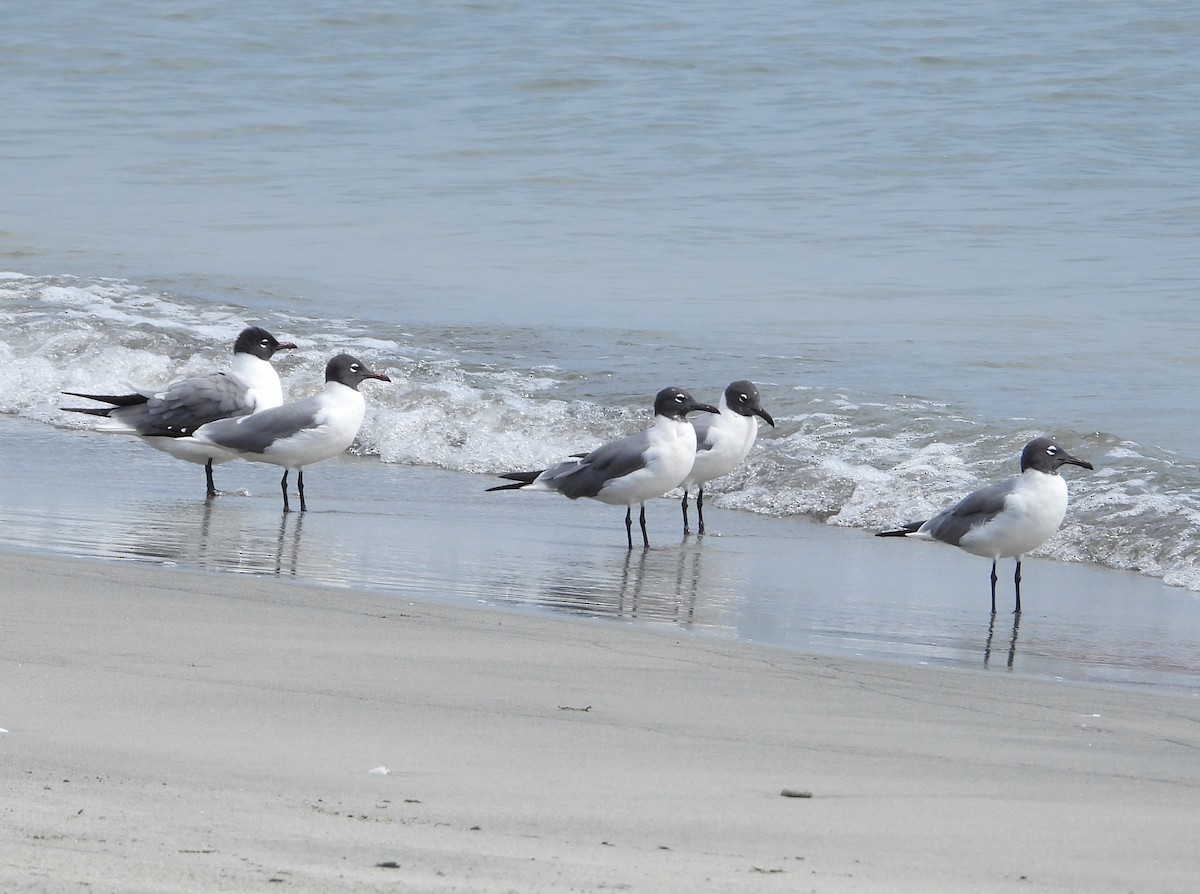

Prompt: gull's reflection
[
  {"left": 672, "top": 542, "right": 703, "bottom": 628},
  {"left": 615, "top": 548, "right": 649, "bottom": 618},
  {"left": 518, "top": 542, "right": 707, "bottom": 628},
  {"left": 110, "top": 495, "right": 314, "bottom": 577},
  {"left": 983, "top": 611, "right": 1021, "bottom": 669},
  {"left": 195, "top": 498, "right": 215, "bottom": 563},
  {"left": 274, "top": 510, "right": 305, "bottom": 576}
]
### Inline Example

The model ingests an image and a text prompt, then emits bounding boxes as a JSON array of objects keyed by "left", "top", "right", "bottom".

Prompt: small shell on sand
[
  {"left": 369, "top": 766, "right": 391, "bottom": 776},
  {"left": 780, "top": 788, "right": 813, "bottom": 798}
]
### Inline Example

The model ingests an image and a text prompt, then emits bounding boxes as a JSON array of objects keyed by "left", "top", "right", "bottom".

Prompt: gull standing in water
[
  {"left": 159, "top": 354, "right": 391, "bottom": 512},
  {"left": 62, "top": 326, "right": 296, "bottom": 497},
  {"left": 876, "top": 437, "right": 1094, "bottom": 613},
  {"left": 489, "top": 387, "right": 718, "bottom": 548},
  {"left": 680, "top": 380, "right": 775, "bottom": 534}
]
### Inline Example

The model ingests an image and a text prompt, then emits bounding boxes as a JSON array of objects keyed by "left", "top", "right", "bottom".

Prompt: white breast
[
  {"left": 596, "top": 416, "right": 698, "bottom": 506},
  {"left": 957, "top": 470, "right": 1070, "bottom": 559},
  {"left": 260, "top": 383, "right": 366, "bottom": 470},
  {"left": 683, "top": 404, "right": 757, "bottom": 489},
  {"left": 227, "top": 353, "right": 284, "bottom": 412}
]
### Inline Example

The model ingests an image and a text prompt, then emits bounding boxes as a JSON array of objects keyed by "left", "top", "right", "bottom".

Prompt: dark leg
[
  {"left": 1013, "top": 560, "right": 1022, "bottom": 614},
  {"left": 297, "top": 469, "right": 307, "bottom": 512},
  {"left": 696, "top": 487, "right": 706, "bottom": 535},
  {"left": 624, "top": 506, "right": 634, "bottom": 550},
  {"left": 204, "top": 459, "right": 217, "bottom": 498},
  {"left": 638, "top": 504, "right": 650, "bottom": 548},
  {"left": 989, "top": 560, "right": 998, "bottom": 614},
  {"left": 280, "top": 470, "right": 291, "bottom": 513},
  {"left": 681, "top": 491, "right": 691, "bottom": 535}
]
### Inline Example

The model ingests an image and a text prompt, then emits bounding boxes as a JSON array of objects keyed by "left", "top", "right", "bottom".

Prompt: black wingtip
[
  {"left": 61, "top": 406, "right": 115, "bottom": 417},
  {"left": 61, "top": 391, "right": 147, "bottom": 408},
  {"left": 875, "top": 522, "right": 924, "bottom": 538},
  {"left": 486, "top": 470, "right": 542, "bottom": 492}
]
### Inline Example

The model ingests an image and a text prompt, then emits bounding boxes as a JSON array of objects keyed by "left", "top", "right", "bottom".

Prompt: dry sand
[{"left": 3, "top": 548, "right": 1198, "bottom": 893}]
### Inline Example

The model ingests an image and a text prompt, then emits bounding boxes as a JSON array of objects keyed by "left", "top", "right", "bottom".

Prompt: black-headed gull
[
  {"left": 489, "top": 387, "right": 718, "bottom": 548},
  {"left": 680, "top": 380, "right": 774, "bottom": 535},
  {"left": 877, "top": 437, "right": 1094, "bottom": 613},
  {"left": 62, "top": 326, "right": 296, "bottom": 496}
]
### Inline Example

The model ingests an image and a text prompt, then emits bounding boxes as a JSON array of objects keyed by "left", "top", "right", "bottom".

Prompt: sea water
[{"left": 2, "top": 4, "right": 1199, "bottom": 609}]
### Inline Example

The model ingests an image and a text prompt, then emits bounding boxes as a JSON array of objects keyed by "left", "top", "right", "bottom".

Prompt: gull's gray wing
[
  {"left": 139, "top": 372, "right": 253, "bottom": 435},
  {"left": 542, "top": 429, "right": 653, "bottom": 500},
  {"left": 921, "top": 478, "right": 1018, "bottom": 546},
  {"left": 193, "top": 396, "right": 322, "bottom": 454}
]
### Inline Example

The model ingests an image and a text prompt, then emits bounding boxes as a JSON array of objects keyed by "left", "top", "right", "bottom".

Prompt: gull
[
  {"left": 159, "top": 354, "right": 391, "bottom": 512},
  {"left": 876, "top": 437, "right": 1094, "bottom": 613},
  {"left": 680, "top": 379, "right": 775, "bottom": 534},
  {"left": 489, "top": 387, "right": 718, "bottom": 548},
  {"left": 62, "top": 326, "right": 296, "bottom": 496}
]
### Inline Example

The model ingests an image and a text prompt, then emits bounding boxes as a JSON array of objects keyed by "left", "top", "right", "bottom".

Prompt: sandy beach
[
  {"left": 3, "top": 547, "right": 1200, "bottom": 892},
  {"left": 6, "top": 2, "right": 1200, "bottom": 888}
]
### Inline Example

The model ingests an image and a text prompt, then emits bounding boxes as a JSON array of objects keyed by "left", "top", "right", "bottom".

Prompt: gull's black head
[
  {"left": 325, "top": 353, "right": 392, "bottom": 390},
  {"left": 724, "top": 380, "right": 775, "bottom": 427},
  {"left": 1020, "top": 437, "right": 1094, "bottom": 474},
  {"left": 234, "top": 326, "right": 297, "bottom": 361},
  {"left": 653, "top": 386, "right": 719, "bottom": 422}
]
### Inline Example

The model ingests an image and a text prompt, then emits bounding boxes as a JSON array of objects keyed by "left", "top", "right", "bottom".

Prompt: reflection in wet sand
[
  {"left": 514, "top": 543, "right": 705, "bottom": 626},
  {"left": 983, "top": 612, "right": 1021, "bottom": 670},
  {"left": 274, "top": 511, "right": 305, "bottom": 577}
]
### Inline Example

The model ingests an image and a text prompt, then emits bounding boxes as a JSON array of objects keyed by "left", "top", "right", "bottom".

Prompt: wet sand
[{"left": 3, "top": 417, "right": 1200, "bottom": 891}]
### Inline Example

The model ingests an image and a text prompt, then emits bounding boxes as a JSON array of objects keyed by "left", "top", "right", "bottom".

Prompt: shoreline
[
  {"left": 4, "top": 548, "right": 1199, "bottom": 893},
  {"left": 3, "top": 415, "right": 1199, "bottom": 695}
]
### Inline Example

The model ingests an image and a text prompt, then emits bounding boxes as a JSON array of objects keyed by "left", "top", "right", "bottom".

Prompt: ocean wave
[{"left": 5, "top": 272, "right": 1200, "bottom": 592}]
